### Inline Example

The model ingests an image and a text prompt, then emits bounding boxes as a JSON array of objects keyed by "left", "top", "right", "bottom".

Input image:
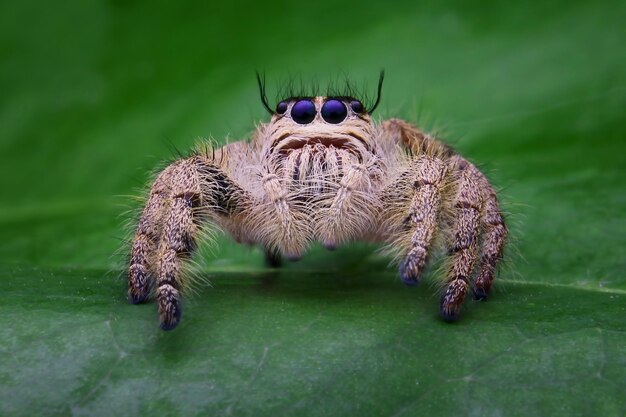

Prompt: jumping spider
[{"left": 127, "top": 73, "right": 507, "bottom": 330}]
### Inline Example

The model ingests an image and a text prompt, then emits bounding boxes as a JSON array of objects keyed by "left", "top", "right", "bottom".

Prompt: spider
[{"left": 126, "top": 73, "right": 507, "bottom": 330}]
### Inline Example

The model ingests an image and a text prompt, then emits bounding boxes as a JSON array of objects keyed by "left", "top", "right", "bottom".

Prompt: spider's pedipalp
[
  {"left": 257, "top": 173, "right": 310, "bottom": 260},
  {"left": 316, "top": 162, "right": 380, "bottom": 249}
]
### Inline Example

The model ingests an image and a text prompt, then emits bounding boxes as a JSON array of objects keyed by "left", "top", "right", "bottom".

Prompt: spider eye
[
  {"left": 291, "top": 100, "right": 316, "bottom": 124},
  {"left": 350, "top": 100, "right": 364, "bottom": 113},
  {"left": 276, "top": 101, "right": 288, "bottom": 115},
  {"left": 321, "top": 99, "right": 347, "bottom": 124}
]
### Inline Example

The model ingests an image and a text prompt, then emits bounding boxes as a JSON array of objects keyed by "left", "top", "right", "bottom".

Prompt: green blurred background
[{"left": 1, "top": 1, "right": 625, "bottom": 416}]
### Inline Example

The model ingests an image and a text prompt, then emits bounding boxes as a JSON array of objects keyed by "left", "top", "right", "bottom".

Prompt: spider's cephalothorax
[{"left": 127, "top": 75, "right": 507, "bottom": 330}]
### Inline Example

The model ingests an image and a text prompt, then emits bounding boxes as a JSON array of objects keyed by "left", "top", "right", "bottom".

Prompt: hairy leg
[
  {"left": 472, "top": 174, "right": 507, "bottom": 300},
  {"left": 155, "top": 190, "right": 198, "bottom": 330},
  {"left": 128, "top": 190, "right": 167, "bottom": 304},
  {"left": 448, "top": 156, "right": 507, "bottom": 300},
  {"left": 128, "top": 155, "right": 246, "bottom": 330},
  {"left": 380, "top": 118, "right": 454, "bottom": 159},
  {"left": 380, "top": 120, "right": 450, "bottom": 284},
  {"left": 395, "top": 157, "right": 448, "bottom": 285},
  {"left": 381, "top": 119, "right": 507, "bottom": 316},
  {"left": 440, "top": 162, "right": 483, "bottom": 321}
]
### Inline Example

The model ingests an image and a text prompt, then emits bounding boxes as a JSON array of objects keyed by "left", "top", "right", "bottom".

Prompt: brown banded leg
[
  {"left": 398, "top": 157, "right": 447, "bottom": 285},
  {"left": 473, "top": 186, "right": 507, "bottom": 300},
  {"left": 128, "top": 188, "right": 169, "bottom": 303},
  {"left": 156, "top": 192, "right": 199, "bottom": 330},
  {"left": 440, "top": 165, "right": 483, "bottom": 321},
  {"left": 380, "top": 118, "right": 454, "bottom": 159},
  {"left": 457, "top": 159, "right": 508, "bottom": 300},
  {"left": 128, "top": 155, "right": 246, "bottom": 330}
]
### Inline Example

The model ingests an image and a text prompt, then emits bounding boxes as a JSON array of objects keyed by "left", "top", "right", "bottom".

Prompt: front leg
[
  {"left": 382, "top": 156, "right": 448, "bottom": 285},
  {"left": 128, "top": 154, "right": 246, "bottom": 330}
]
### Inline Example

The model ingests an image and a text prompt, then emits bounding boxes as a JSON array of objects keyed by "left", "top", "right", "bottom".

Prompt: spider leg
[
  {"left": 128, "top": 190, "right": 167, "bottom": 304},
  {"left": 381, "top": 118, "right": 454, "bottom": 159},
  {"left": 472, "top": 172, "right": 507, "bottom": 300},
  {"left": 155, "top": 189, "right": 198, "bottom": 330},
  {"left": 395, "top": 156, "right": 447, "bottom": 285},
  {"left": 439, "top": 161, "right": 483, "bottom": 321},
  {"left": 128, "top": 155, "right": 246, "bottom": 330},
  {"left": 381, "top": 118, "right": 508, "bottom": 318}
]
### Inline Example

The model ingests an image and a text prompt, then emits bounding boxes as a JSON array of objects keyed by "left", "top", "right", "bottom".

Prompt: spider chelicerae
[{"left": 126, "top": 73, "right": 507, "bottom": 330}]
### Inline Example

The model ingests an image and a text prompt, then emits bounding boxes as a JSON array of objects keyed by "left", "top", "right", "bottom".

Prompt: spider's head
[
  {"left": 264, "top": 96, "right": 375, "bottom": 154},
  {"left": 255, "top": 73, "right": 384, "bottom": 157}
]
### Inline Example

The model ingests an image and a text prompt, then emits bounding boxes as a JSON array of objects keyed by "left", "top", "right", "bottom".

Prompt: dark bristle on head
[
  {"left": 259, "top": 71, "right": 386, "bottom": 115},
  {"left": 256, "top": 71, "right": 273, "bottom": 115},
  {"left": 368, "top": 70, "right": 385, "bottom": 114}
]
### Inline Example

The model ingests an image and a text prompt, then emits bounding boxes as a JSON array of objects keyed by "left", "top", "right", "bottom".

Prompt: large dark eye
[
  {"left": 321, "top": 99, "right": 347, "bottom": 124},
  {"left": 276, "top": 101, "right": 288, "bottom": 115},
  {"left": 350, "top": 100, "right": 364, "bottom": 113},
  {"left": 291, "top": 100, "right": 316, "bottom": 124}
]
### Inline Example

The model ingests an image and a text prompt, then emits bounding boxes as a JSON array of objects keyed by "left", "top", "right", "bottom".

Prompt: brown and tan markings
[{"left": 126, "top": 74, "right": 507, "bottom": 330}]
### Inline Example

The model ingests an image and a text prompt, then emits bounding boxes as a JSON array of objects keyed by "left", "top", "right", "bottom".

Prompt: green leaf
[
  {"left": 1, "top": 0, "right": 625, "bottom": 416},
  {"left": 1, "top": 266, "right": 625, "bottom": 416}
]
